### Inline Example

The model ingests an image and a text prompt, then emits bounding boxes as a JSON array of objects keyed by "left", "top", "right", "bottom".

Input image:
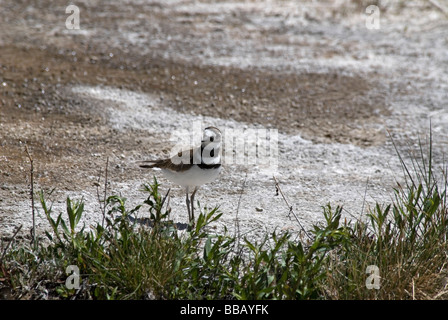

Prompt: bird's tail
[{"left": 138, "top": 160, "right": 163, "bottom": 168}]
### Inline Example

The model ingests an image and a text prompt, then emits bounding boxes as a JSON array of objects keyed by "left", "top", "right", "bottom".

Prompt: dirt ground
[{"left": 1, "top": 0, "right": 448, "bottom": 240}]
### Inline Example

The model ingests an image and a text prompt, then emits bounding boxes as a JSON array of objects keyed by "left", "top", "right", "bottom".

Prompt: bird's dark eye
[{"left": 210, "top": 136, "right": 214, "bottom": 142}]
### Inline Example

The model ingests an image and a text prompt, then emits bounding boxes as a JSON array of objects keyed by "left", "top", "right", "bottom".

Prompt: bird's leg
[
  {"left": 185, "top": 186, "right": 191, "bottom": 222},
  {"left": 190, "top": 187, "right": 199, "bottom": 224}
]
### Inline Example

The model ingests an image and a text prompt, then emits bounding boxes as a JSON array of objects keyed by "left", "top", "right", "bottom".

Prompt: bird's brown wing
[{"left": 139, "top": 148, "right": 196, "bottom": 172}]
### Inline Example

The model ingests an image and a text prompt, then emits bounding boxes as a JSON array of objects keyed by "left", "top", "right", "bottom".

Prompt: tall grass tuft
[{"left": 321, "top": 131, "right": 448, "bottom": 299}]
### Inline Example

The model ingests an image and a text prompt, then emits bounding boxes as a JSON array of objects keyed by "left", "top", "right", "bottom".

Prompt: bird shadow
[{"left": 127, "top": 215, "right": 189, "bottom": 231}]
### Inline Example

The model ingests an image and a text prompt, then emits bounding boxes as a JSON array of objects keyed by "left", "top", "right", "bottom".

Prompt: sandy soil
[{"left": 1, "top": 0, "right": 448, "bottom": 240}]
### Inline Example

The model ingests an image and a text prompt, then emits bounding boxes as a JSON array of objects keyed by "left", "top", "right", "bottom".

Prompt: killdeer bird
[{"left": 139, "top": 126, "right": 222, "bottom": 225}]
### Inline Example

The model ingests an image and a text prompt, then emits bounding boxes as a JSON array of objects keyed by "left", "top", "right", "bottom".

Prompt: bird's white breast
[{"left": 161, "top": 165, "right": 222, "bottom": 188}]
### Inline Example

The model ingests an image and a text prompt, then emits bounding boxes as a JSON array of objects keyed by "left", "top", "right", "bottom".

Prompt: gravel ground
[{"left": 1, "top": 0, "right": 447, "bottom": 241}]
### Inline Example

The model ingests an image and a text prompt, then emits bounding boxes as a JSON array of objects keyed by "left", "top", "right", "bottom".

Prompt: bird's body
[{"left": 139, "top": 126, "right": 222, "bottom": 225}]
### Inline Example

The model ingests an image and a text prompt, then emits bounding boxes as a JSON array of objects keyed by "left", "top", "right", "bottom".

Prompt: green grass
[{"left": 1, "top": 133, "right": 448, "bottom": 300}]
